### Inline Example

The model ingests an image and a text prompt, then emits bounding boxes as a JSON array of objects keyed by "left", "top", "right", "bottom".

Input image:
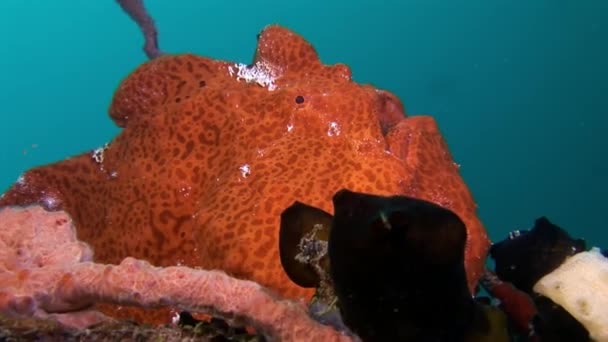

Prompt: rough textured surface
[
  {"left": 0, "top": 25, "right": 489, "bottom": 322},
  {"left": 533, "top": 248, "right": 608, "bottom": 342},
  {"left": 0, "top": 313, "right": 269, "bottom": 342},
  {"left": 0, "top": 206, "right": 353, "bottom": 341}
]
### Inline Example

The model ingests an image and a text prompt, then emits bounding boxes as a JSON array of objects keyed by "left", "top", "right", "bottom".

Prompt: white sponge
[{"left": 533, "top": 247, "right": 608, "bottom": 342}]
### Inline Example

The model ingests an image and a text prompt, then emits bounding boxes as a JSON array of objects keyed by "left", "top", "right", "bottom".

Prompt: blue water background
[{"left": 0, "top": 1, "right": 606, "bottom": 246}]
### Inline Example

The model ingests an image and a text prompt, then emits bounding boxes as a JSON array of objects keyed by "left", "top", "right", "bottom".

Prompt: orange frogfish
[{"left": 0, "top": 25, "right": 490, "bottom": 324}]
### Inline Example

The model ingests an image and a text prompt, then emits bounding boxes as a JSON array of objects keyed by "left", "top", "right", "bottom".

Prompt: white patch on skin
[
  {"left": 171, "top": 311, "right": 181, "bottom": 325},
  {"left": 41, "top": 193, "right": 61, "bottom": 210},
  {"left": 91, "top": 143, "right": 110, "bottom": 171},
  {"left": 179, "top": 186, "right": 192, "bottom": 198},
  {"left": 239, "top": 164, "right": 251, "bottom": 178},
  {"left": 327, "top": 121, "right": 341, "bottom": 137},
  {"left": 228, "top": 60, "right": 279, "bottom": 91}
]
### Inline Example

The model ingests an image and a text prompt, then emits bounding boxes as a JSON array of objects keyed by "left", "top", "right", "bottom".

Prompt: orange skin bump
[{"left": 0, "top": 25, "right": 489, "bottom": 323}]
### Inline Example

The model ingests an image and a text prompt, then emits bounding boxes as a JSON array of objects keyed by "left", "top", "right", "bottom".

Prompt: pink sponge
[{"left": 0, "top": 206, "right": 352, "bottom": 341}]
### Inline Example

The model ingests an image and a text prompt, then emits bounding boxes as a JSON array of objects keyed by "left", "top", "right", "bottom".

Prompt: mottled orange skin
[{"left": 0, "top": 25, "right": 489, "bottom": 322}]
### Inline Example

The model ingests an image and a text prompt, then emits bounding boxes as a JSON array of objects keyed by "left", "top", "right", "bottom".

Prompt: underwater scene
[{"left": 0, "top": 0, "right": 606, "bottom": 341}]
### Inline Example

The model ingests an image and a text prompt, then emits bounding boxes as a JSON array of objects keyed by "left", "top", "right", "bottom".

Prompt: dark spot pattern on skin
[{"left": 0, "top": 25, "right": 489, "bottom": 325}]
